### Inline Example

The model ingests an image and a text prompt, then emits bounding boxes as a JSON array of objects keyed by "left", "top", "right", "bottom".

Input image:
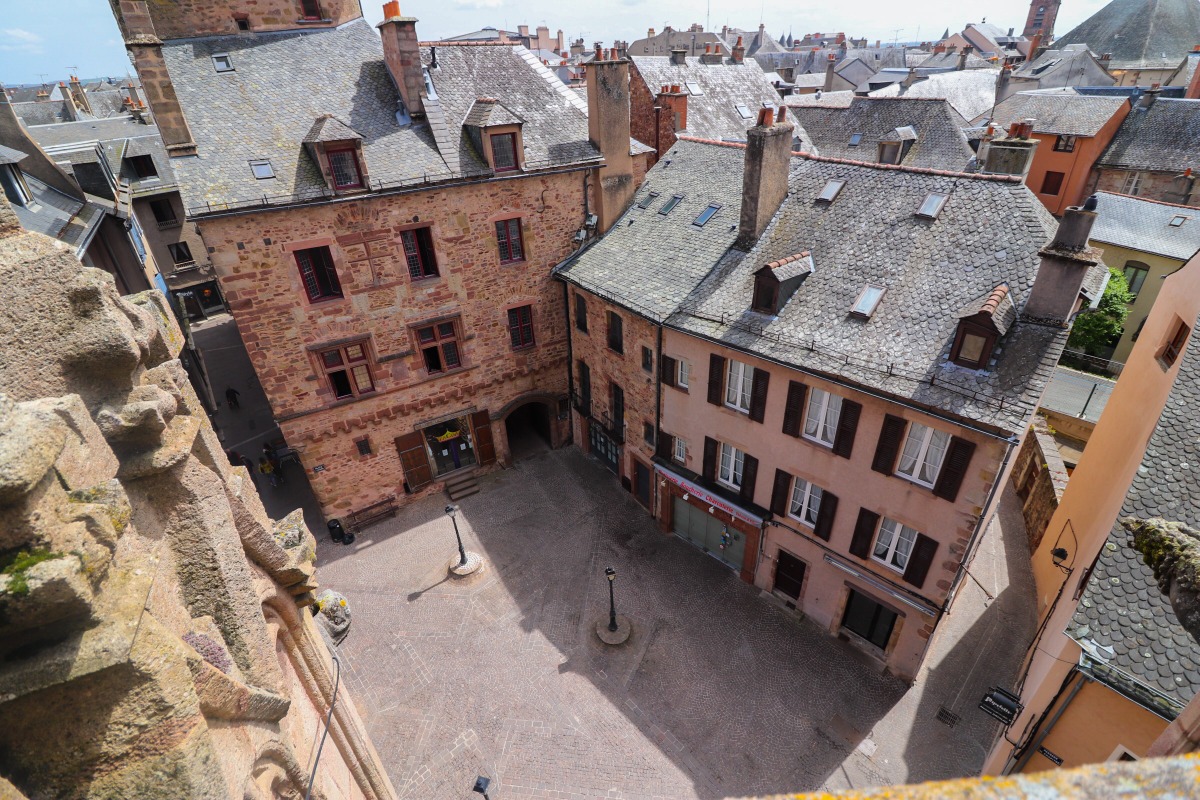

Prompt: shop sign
[
  {"left": 655, "top": 466, "right": 763, "bottom": 526},
  {"left": 979, "top": 687, "right": 1022, "bottom": 726},
  {"left": 1037, "top": 746, "right": 1063, "bottom": 766},
  {"left": 312, "top": 464, "right": 326, "bottom": 473}
]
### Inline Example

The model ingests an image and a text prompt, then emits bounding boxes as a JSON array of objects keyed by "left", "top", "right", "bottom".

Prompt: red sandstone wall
[{"left": 125, "top": 0, "right": 362, "bottom": 41}]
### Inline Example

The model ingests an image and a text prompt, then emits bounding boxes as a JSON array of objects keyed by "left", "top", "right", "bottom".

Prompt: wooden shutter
[
  {"left": 770, "top": 469, "right": 791, "bottom": 516},
  {"left": 812, "top": 490, "right": 838, "bottom": 541},
  {"left": 849, "top": 508, "right": 880, "bottom": 559},
  {"left": 932, "top": 436, "right": 976, "bottom": 502},
  {"left": 831, "top": 400, "right": 862, "bottom": 459},
  {"left": 707, "top": 354, "right": 726, "bottom": 406},
  {"left": 871, "top": 414, "right": 907, "bottom": 475},
  {"left": 661, "top": 354, "right": 677, "bottom": 387},
  {"left": 748, "top": 369, "right": 771, "bottom": 423},
  {"left": 781, "top": 380, "right": 807, "bottom": 437},
  {"left": 395, "top": 431, "right": 433, "bottom": 491},
  {"left": 739, "top": 453, "right": 759, "bottom": 504},
  {"left": 471, "top": 411, "right": 496, "bottom": 465},
  {"left": 657, "top": 431, "right": 675, "bottom": 460},
  {"left": 903, "top": 533, "right": 938, "bottom": 589},
  {"left": 578, "top": 361, "right": 591, "bottom": 415},
  {"left": 702, "top": 437, "right": 718, "bottom": 482}
]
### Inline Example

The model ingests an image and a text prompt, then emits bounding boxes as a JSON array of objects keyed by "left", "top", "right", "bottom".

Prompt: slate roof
[
  {"left": 1090, "top": 191, "right": 1200, "bottom": 259},
  {"left": 719, "top": 27, "right": 786, "bottom": 57},
  {"left": 631, "top": 56, "right": 785, "bottom": 142},
  {"left": 9, "top": 173, "right": 105, "bottom": 255},
  {"left": 0, "top": 144, "right": 27, "bottom": 165},
  {"left": 982, "top": 92, "right": 1129, "bottom": 136},
  {"left": 869, "top": 70, "right": 1002, "bottom": 121},
  {"left": 1068, "top": 329, "right": 1200, "bottom": 714},
  {"left": 787, "top": 91, "right": 855, "bottom": 108},
  {"left": 917, "top": 51, "right": 997, "bottom": 70},
  {"left": 462, "top": 99, "right": 524, "bottom": 128},
  {"left": 957, "top": 283, "right": 1017, "bottom": 334},
  {"left": 789, "top": 97, "right": 975, "bottom": 170},
  {"left": 1055, "top": 0, "right": 1200, "bottom": 70},
  {"left": 1096, "top": 98, "right": 1200, "bottom": 171},
  {"left": 303, "top": 115, "right": 361, "bottom": 143},
  {"left": 159, "top": 21, "right": 598, "bottom": 213},
  {"left": 25, "top": 117, "right": 175, "bottom": 196},
  {"left": 12, "top": 101, "right": 77, "bottom": 127}
]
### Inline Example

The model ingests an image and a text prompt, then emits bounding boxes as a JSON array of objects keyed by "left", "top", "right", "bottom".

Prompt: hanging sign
[{"left": 979, "top": 687, "right": 1022, "bottom": 726}]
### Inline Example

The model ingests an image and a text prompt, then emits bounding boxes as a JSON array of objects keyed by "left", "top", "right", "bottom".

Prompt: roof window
[
  {"left": 917, "top": 192, "right": 949, "bottom": 219},
  {"left": 685, "top": 81, "right": 704, "bottom": 96},
  {"left": 848, "top": 132, "right": 864, "bottom": 146},
  {"left": 212, "top": 53, "right": 235, "bottom": 73},
  {"left": 249, "top": 159, "right": 275, "bottom": 179},
  {"left": 817, "top": 179, "right": 846, "bottom": 203},
  {"left": 693, "top": 203, "right": 721, "bottom": 226},
  {"left": 659, "top": 194, "right": 684, "bottom": 215},
  {"left": 850, "top": 284, "right": 885, "bottom": 318},
  {"left": 1170, "top": 214, "right": 1189, "bottom": 227},
  {"left": 735, "top": 104, "right": 753, "bottom": 120},
  {"left": 637, "top": 191, "right": 660, "bottom": 209}
]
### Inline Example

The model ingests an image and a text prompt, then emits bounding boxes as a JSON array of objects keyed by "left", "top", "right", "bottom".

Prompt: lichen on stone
[
  {"left": 67, "top": 481, "right": 132, "bottom": 535},
  {"left": 182, "top": 630, "right": 233, "bottom": 674},
  {"left": 0, "top": 549, "right": 66, "bottom": 596},
  {"left": 1123, "top": 516, "right": 1200, "bottom": 643}
]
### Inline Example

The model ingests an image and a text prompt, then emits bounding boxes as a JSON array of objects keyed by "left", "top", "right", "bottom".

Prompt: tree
[{"left": 1067, "top": 267, "right": 1133, "bottom": 356}]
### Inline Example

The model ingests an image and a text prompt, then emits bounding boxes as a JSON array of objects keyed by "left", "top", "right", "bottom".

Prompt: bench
[{"left": 345, "top": 495, "right": 398, "bottom": 533}]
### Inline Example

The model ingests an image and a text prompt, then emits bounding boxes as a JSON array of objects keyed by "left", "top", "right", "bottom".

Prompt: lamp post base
[
  {"left": 595, "top": 615, "right": 632, "bottom": 645},
  {"left": 449, "top": 551, "right": 484, "bottom": 576}
]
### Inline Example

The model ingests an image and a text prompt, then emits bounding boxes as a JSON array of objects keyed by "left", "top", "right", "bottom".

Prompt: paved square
[{"left": 317, "top": 448, "right": 1035, "bottom": 799}]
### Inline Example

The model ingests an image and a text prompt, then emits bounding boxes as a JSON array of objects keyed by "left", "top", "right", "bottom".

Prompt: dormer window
[
  {"left": 490, "top": 133, "right": 518, "bottom": 172},
  {"left": 878, "top": 141, "right": 901, "bottom": 165},
  {"left": 304, "top": 115, "right": 368, "bottom": 193},
  {"left": 752, "top": 253, "right": 813, "bottom": 314},
  {"left": 850, "top": 284, "right": 885, "bottom": 318},
  {"left": 212, "top": 54, "right": 234, "bottom": 73},
  {"left": 328, "top": 148, "right": 363, "bottom": 189},
  {"left": 817, "top": 180, "right": 845, "bottom": 203},
  {"left": 127, "top": 154, "right": 157, "bottom": 179},
  {"left": 463, "top": 98, "right": 524, "bottom": 173},
  {"left": 951, "top": 283, "right": 1014, "bottom": 369},
  {"left": 917, "top": 192, "right": 949, "bottom": 219}
]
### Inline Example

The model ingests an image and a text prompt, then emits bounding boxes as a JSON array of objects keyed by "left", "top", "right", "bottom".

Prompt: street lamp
[
  {"left": 472, "top": 775, "right": 491, "bottom": 799},
  {"left": 445, "top": 504, "right": 467, "bottom": 568},
  {"left": 605, "top": 566, "right": 617, "bottom": 632}
]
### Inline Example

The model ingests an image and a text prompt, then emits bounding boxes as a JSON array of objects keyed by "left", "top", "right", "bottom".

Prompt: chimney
[
  {"left": 518, "top": 24, "right": 529, "bottom": 37},
  {"left": 1099, "top": 52, "right": 1113, "bottom": 71},
  {"left": 657, "top": 84, "right": 688, "bottom": 134},
  {"left": 378, "top": 2, "right": 425, "bottom": 119},
  {"left": 1139, "top": 83, "right": 1162, "bottom": 110},
  {"left": 118, "top": 3, "right": 197, "bottom": 155},
  {"left": 933, "top": 43, "right": 946, "bottom": 54},
  {"left": 648, "top": 28, "right": 655, "bottom": 38},
  {"left": 616, "top": 41, "right": 628, "bottom": 59},
  {"left": 68, "top": 75, "right": 92, "bottom": 115},
  {"left": 996, "top": 63, "right": 1012, "bottom": 105},
  {"left": 824, "top": 53, "right": 837, "bottom": 91},
  {"left": 557, "top": 29, "right": 565, "bottom": 51},
  {"left": 126, "top": 82, "right": 143, "bottom": 109},
  {"left": 701, "top": 42, "right": 723, "bottom": 64},
  {"left": 982, "top": 122, "right": 1039, "bottom": 176},
  {"left": 1025, "top": 200, "right": 1102, "bottom": 325},
  {"left": 736, "top": 112, "right": 795, "bottom": 249},
  {"left": 1188, "top": 57, "right": 1200, "bottom": 98},
  {"left": 57, "top": 82, "right": 78, "bottom": 121},
  {"left": 35, "top": 87, "right": 49, "bottom": 102},
  {"left": 1027, "top": 33, "right": 1043, "bottom": 60},
  {"left": 586, "top": 51, "right": 636, "bottom": 234},
  {"left": 670, "top": 47, "right": 688, "bottom": 66},
  {"left": 571, "top": 38, "right": 584, "bottom": 57},
  {"left": 732, "top": 35, "right": 745, "bottom": 63},
  {"left": 957, "top": 45, "right": 971, "bottom": 70}
]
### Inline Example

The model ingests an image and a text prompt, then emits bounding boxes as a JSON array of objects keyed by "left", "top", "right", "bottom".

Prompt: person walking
[
  {"left": 263, "top": 442, "right": 286, "bottom": 484},
  {"left": 225, "top": 386, "right": 241, "bottom": 410},
  {"left": 258, "top": 457, "right": 278, "bottom": 488}
]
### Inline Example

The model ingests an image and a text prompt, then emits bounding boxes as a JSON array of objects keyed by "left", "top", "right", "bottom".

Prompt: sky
[{"left": 0, "top": 0, "right": 1116, "bottom": 85}]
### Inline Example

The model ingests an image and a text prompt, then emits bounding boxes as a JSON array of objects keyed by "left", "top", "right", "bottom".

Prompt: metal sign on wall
[
  {"left": 979, "top": 686, "right": 1023, "bottom": 726},
  {"left": 655, "top": 466, "right": 764, "bottom": 526}
]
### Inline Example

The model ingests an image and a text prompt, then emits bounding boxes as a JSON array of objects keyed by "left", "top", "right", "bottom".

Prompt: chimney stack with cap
[
  {"left": 823, "top": 53, "right": 837, "bottom": 91},
  {"left": 701, "top": 42, "right": 723, "bottom": 64},
  {"left": 732, "top": 35, "right": 745, "bottom": 63},
  {"left": 981, "top": 118, "right": 1039, "bottom": 176},
  {"left": 670, "top": 47, "right": 688, "bottom": 66},
  {"left": 736, "top": 110, "right": 795, "bottom": 249},
  {"left": 956, "top": 45, "right": 971, "bottom": 70},
  {"left": 996, "top": 63, "right": 1012, "bottom": 105},
  {"left": 67, "top": 75, "right": 92, "bottom": 116},
  {"left": 1139, "top": 83, "right": 1162, "bottom": 110},
  {"left": 57, "top": 83, "right": 78, "bottom": 122},
  {"left": 378, "top": 1, "right": 425, "bottom": 119},
  {"left": 1024, "top": 199, "right": 1103, "bottom": 325},
  {"left": 587, "top": 48, "right": 636, "bottom": 234}
]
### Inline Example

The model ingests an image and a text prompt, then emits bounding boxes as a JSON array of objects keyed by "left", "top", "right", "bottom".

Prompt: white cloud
[
  {"left": 2, "top": 28, "right": 42, "bottom": 44},
  {"left": 0, "top": 28, "right": 43, "bottom": 54}
]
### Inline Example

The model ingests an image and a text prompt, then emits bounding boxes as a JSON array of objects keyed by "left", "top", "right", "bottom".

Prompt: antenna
[{"left": 706, "top": 0, "right": 711, "bottom": 32}]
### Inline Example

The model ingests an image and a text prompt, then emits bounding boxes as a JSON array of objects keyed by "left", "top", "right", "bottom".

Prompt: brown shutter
[
  {"left": 781, "top": 380, "right": 807, "bottom": 437},
  {"left": 702, "top": 437, "right": 718, "bottom": 482},
  {"left": 395, "top": 431, "right": 433, "bottom": 491},
  {"left": 748, "top": 368, "right": 770, "bottom": 423},
  {"left": 770, "top": 469, "right": 791, "bottom": 516},
  {"left": 871, "top": 414, "right": 907, "bottom": 475},
  {"left": 471, "top": 411, "right": 496, "bottom": 465},
  {"left": 656, "top": 431, "right": 675, "bottom": 460},
  {"left": 707, "top": 354, "right": 726, "bottom": 406},
  {"left": 849, "top": 508, "right": 880, "bottom": 559},
  {"left": 739, "top": 453, "right": 759, "bottom": 504},
  {"left": 932, "top": 436, "right": 976, "bottom": 502},
  {"left": 661, "top": 354, "right": 677, "bottom": 387},
  {"left": 812, "top": 490, "right": 838, "bottom": 541},
  {"left": 831, "top": 400, "right": 862, "bottom": 459},
  {"left": 903, "top": 533, "right": 939, "bottom": 589}
]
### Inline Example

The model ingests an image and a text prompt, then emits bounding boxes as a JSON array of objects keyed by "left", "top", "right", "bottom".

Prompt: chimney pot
[
  {"left": 776, "top": 106, "right": 786, "bottom": 122},
  {"left": 671, "top": 84, "right": 681, "bottom": 93},
  {"left": 382, "top": 0, "right": 399, "bottom": 18},
  {"left": 756, "top": 107, "right": 772, "bottom": 126}
]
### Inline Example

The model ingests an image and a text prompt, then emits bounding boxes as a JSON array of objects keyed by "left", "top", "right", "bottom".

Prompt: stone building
[
  {"left": 0, "top": 201, "right": 394, "bottom": 798},
  {"left": 107, "top": 0, "right": 646, "bottom": 518},
  {"left": 1053, "top": 0, "right": 1200, "bottom": 86},
  {"left": 1091, "top": 92, "right": 1200, "bottom": 206}
]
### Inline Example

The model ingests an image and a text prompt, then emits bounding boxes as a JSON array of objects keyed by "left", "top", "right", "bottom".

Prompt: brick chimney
[
  {"left": 700, "top": 43, "right": 723, "bottom": 65},
  {"left": 68, "top": 75, "right": 92, "bottom": 116},
  {"left": 981, "top": 120, "right": 1039, "bottom": 176},
  {"left": 112, "top": 0, "right": 196, "bottom": 154},
  {"left": 657, "top": 84, "right": 688, "bottom": 133},
  {"left": 736, "top": 109, "right": 795, "bottom": 249},
  {"left": 732, "top": 36, "right": 745, "bottom": 63},
  {"left": 1024, "top": 200, "right": 1102, "bottom": 325},
  {"left": 957, "top": 45, "right": 972, "bottom": 70},
  {"left": 670, "top": 47, "right": 688, "bottom": 66},
  {"left": 1026, "top": 33, "right": 1043, "bottom": 60},
  {"left": 378, "top": 1, "right": 425, "bottom": 119},
  {"left": 1138, "top": 83, "right": 1162, "bottom": 110},
  {"left": 823, "top": 53, "right": 837, "bottom": 91},
  {"left": 933, "top": 43, "right": 946, "bottom": 54},
  {"left": 587, "top": 51, "right": 636, "bottom": 234},
  {"left": 647, "top": 27, "right": 655, "bottom": 38}
]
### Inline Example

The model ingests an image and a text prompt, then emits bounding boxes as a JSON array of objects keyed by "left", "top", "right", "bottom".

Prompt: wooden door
[
  {"left": 471, "top": 411, "right": 496, "bottom": 465},
  {"left": 395, "top": 431, "right": 433, "bottom": 491}
]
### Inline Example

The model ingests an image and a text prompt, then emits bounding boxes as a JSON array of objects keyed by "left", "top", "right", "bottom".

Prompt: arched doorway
[{"left": 505, "top": 401, "right": 553, "bottom": 461}]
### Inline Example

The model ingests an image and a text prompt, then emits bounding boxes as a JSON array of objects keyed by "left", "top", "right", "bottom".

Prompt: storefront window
[{"left": 423, "top": 416, "right": 476, "bottom": 475}]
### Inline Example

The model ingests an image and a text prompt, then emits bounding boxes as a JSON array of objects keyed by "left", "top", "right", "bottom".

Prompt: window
[
  {"left": 235, "top": 15, "right": 251, "bottom": 31},
  {"left": 495, "top": 218, "right": 525, "bottom": 263},
  {"left": 677, "top": 359, "right": 690, "bottom": 388},
  {"left": 1053, "top": 134, "right": 1077, "bottom": 152},
  {"left": 1159, "top": 320, "right": 1191, "bottom": 367},
  {"left": 841, "top": 589, "right": 898, "bottom": 650},
  {"left": 355, "top": 436, "right": 372, "bottom": 456},
  {"left": 817, "top": 179, "right": 845, "bottom": 203},
  {"left": 851, "top": 284, "right": 885, "bottom": 317},
  {"left": 1123, "top": 261, "right": 1149, "bottom": 297},
  {"left": 724, "top": 359, "right": 754, "bottom": 413},
  {"left": 643, "top": 421, "right": 655, "bottom": 445},
  {"left": 249, "top": 159, "right": 275, "bottom": 179},
  {"left": 659, "top": 194, "right": 683, "bottom": 215},
  {"left": 610, "top": 383, "right": 625, "bottom": 433},
  {"left": 684, "top": 81, "right": 704, "bottom": 96},
  {"left": 300, "top": 0, "right": 322, "bottom": 19},
  {"left": 127, "top": 155, "right": 157, "bottom": 179},
  {"left": 673, "top": 436, "right": 687, "bottom": 463},
  {"left": 788, "top": 477, "right": 823, "bottom": 527},
  {"left": 295, "top": 246, "right": 342, "bottom": 301},
  {"left": 896, "top": 421, "right": 950, "bottom": 487},
  {"left": 1170, "top": 215, "right": 1189, "bottom": 227},
  {"left": 957, "top": 332, "right": 989, "bottom": 365},
  {"left": 872, "top": 517, "right": 918, "bottom": 572},
  {"left": 577, "top": 360, "right": 591, "bottom": 412},
  {"left": 327, "top": 148, "right": 363, "bottom": 190},
  {"left": 804, "top": 387, "right": 843, "bottom": 446},
  {"left": 491, "top": 133, "right": 518, "bottom": 172},
  {"left": 717, "top": 441, "right": 745, "bottom": 489},
  {"left": 607, "top": 311, "right": 623, "bottom": 353},
  {"left": 507, "top": 305, "right": 535, "bottom": 349},
  {"left": 148, "top": 198, "right": 177, "bottom": 226},
  {"left": 1041, "top": 170, "right": 1065, "bottom": 196},
  {"left": 848, "top": 133, "right": 864, "bottom": 146},
  {"left": 916, "top": 192, "right": 948, "bottom": 218},
  {"left": 212, "top": 54, "right": 234, "bottom": 73},
  {"left": 165, "top": 242, "right": 194, "bottom": 266},
  {"left": 735, "top": 104, "right": 753, "bottom": 119},
  {"left": 400, "top": 227, "right": 438, "bottom": 280},
  {"left": 319, "top": 342, "right": 374, "bottom": 399},
  {"left": 417, "top": 320, "right": 462, "bottom": 373},
  {"left": 1121, "top": 171, "right": 1144, "bottom": 196},
  {"left": 636, "top": 191, "right": 660, "bottom": 209},
  {"left": 641, "top": 345, "right": 653, "bottom": 372},
  {"left": 693, "top": 203, "right": 721, "bottom": 226},
  {"left": 877, "top": 142, "right": 901, "bottom": 165},
  {"left": 575, "top": 293, "right": 588, "bottom": 332}
]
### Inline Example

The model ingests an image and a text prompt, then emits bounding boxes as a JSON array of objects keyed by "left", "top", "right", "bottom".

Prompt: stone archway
[{"left": 504, "top": 401, "right": 554, "bottom": 461}]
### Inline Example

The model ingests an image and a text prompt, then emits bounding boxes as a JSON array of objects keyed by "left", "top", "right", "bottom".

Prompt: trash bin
[{"left": 328, "top": 519, "right": 345, "bottom": 544}]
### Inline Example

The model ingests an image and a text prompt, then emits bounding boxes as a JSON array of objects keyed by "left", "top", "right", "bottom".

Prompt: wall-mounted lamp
[
  {"left": 1051, "top": 547, "right": 1072, "bottom": 574},
  {"left": 683, "top": 493, "right": 689, "bottom": 501}
]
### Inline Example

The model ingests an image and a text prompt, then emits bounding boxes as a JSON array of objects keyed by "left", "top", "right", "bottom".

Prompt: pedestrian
[
  {"left": 258, "top": 457, "right": 278, "bottom": 488},
  {"left": 263, "top": 442, "right": 285, "bottom": 484},
  {"left": 225, "top": 386, "right": 241, "bottom": 410}
]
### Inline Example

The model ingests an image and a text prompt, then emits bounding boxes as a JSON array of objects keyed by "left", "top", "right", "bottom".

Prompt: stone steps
[{"left": 444, "top": 470, "right": 479, "bottom": 501}]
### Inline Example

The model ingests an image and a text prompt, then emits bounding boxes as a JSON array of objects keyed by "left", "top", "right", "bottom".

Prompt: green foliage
[
  {"left": 1067, "top": 267, "right": 1134, "bottom": 355},
  {"left": 0, "top": 549, "right": 65, "bottom": 596}
]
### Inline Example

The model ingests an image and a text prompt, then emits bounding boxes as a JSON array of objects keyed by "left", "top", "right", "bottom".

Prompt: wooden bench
[{"left": 346, "top": 495, "right": 398, "bottom": 533}]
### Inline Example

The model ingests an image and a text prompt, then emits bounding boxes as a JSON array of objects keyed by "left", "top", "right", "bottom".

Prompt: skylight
[
  {"left": 693, "top": 203, "right": 721, "bottom": 226},
  {"left": 659, "top": 194, "right": 683, "bottom": 215},
  {"left": 817, "top": 179, "right": 846, "bottom": 203},
  {"left": 637, "top": 191, "right": 661, "bottom": 209},
  {"left": 249, "top": 159, "right": 275, "bottom": 179},
  {"left": 848, "top": 133, "right": 864, "bottom": 146},
  {"left": 917, "top": 192, "right": 950, "bottom": 219},
  {"left": 1170, "top": 215, "right": 1189, "bottom": 227},
  {"left": 851, "top": 285, "right": 885, "bottom": 318},
  {"left": 212, "top": 54, "right": 235, "bottom": 73},
  {"left": 735, "top": 104, "right": 753, "bottom": 120},
  {"left": 685, "top": 81, "right": 704, "bottom": 96}
]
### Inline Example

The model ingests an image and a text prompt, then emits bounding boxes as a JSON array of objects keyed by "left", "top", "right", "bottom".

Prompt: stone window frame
[
  {"left": 413, "top": 318, "right": 464, "bottom": 374},
  {"left": 293, "top": 245, "right": 344, "bottom": 303},
  {"left": 399, "top": 226, "right": 439, "bottom": 281},
  {"left": 606, "top": 311, "right": 624, "bottom": 355},
  {"left": 574, "top": 292, "right": 588, "bottom": 334},
  {"left": 317, "top": 340, "right": 376, "bottom": 401},
  {"left": 495, "top": 218, "right": 526, "bottom": 263},
  {"left": 299, "top": 0, "right": 324, "bottom": 20},
  {"left": 506, "top": 304, "right": 535, "bottom": 350}
]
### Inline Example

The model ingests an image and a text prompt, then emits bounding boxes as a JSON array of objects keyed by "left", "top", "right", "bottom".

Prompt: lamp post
[
  {"left": 605, "top": 566, "right": 617, "bottom": 632},
  {"left": 445, "top": 504, "right": 467, "bottom": 568},
  {"left": 472, "top": 775, "right": 491, "bottom": 799}
]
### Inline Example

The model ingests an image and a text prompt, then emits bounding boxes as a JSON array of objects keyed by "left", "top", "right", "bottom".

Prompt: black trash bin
[{"left": 328, "top": 519, "right": 346, "bottom": 544}]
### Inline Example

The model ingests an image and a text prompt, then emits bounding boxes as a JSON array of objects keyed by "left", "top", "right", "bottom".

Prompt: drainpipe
[
  {"left": 654, "top": 323, "right": 664, "bottom": 515},
  {"left": 557, "top": 170, "right": 595, "bottom": 446},
  {"left": 1010, "top": 668, "right": 1088, "bottom": 773}
]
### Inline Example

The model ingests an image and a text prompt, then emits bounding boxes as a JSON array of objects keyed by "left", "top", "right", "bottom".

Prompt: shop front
[
  {"left": 172, "top": 280, "right": 226, "bottom": 320},
  {"left": 655, "top": 464, "right": 763, "bottom": 582},
  {"left": 394, "top": 410, "right": 495, "bottom": 492},
  {"left": 423, "top": 416, "right": 477, "bottom": 475}
]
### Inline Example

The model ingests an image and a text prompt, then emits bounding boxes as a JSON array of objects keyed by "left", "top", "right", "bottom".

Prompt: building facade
[{"left": 1091, "top": 93, "right": 1200, "bottom": 207}]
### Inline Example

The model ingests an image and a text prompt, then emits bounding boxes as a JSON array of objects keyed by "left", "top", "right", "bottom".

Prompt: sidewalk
[{"left": 191, "top": 314, "right": 327, "bottom": 534}]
